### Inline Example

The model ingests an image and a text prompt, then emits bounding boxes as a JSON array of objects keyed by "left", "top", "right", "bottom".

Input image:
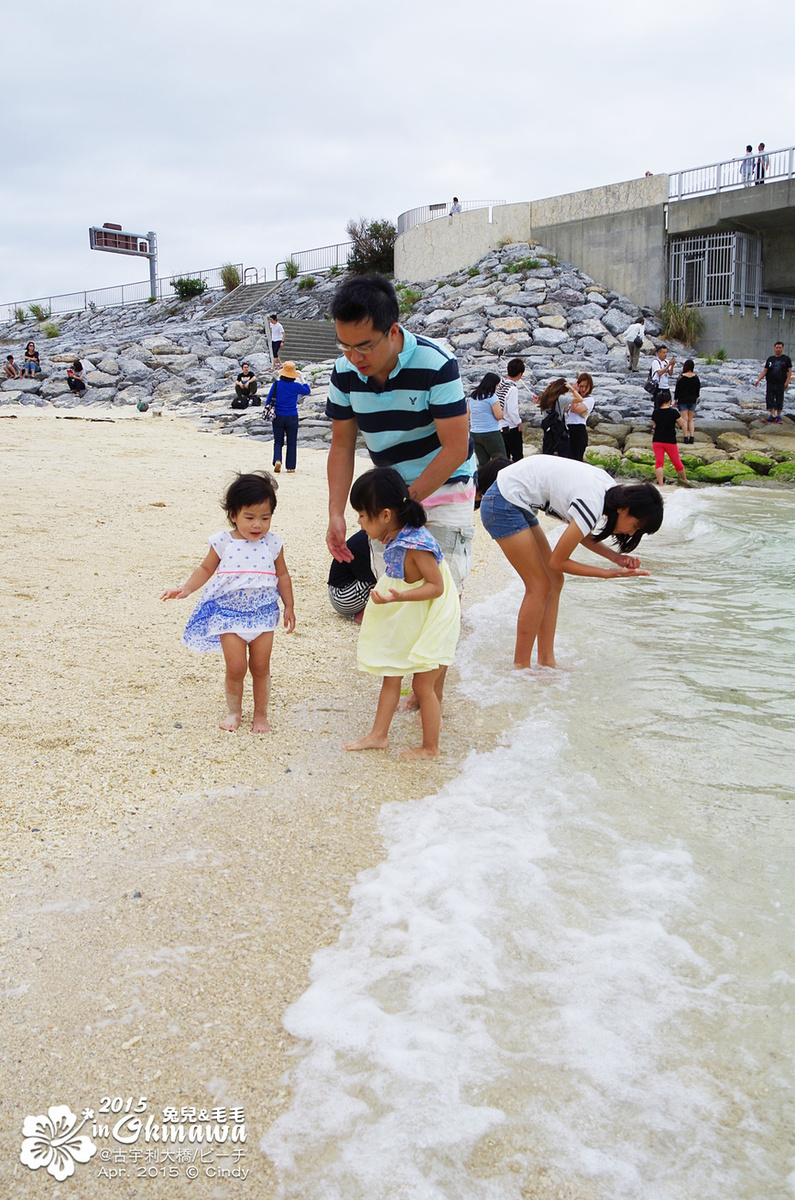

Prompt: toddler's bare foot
[
  {"left": 399, "top": 746, "right": 439, "bottom": 760},
  {"left": 252, "top": 714, "right": 271, "bottom": 734},
  {"left": 396, "top": 692, "right": 420, "bottom": 713},
  {"left": 220, "top": 712, "right": 242, "bottom": 732},
  {"left": 343, "top": 733, "right": 389, "bottom": 751}
]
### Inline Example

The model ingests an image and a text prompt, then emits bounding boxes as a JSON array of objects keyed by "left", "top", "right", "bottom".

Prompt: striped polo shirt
[{"left": 326, "top": 327, "right": 476, "bottom": 488}]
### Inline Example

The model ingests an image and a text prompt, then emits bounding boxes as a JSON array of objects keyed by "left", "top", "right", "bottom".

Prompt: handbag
[
  {"left": 634, "top": 335, "right": 643, "bottom": 347},
  {"left": 643, "top": 369, "right": 659, "bottom": 398}
]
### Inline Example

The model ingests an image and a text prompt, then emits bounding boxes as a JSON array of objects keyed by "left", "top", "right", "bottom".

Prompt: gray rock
[
  {"left": 533, "top": 328, "right": 569, "bottom": 347},
  {"left": 579, "top": 337, "right": 609, "bottom": 356},
  {"left": 601, "top": 310, "right": 635, "bottom": 337},
  {"left": 86, "top": 370, "right": 119, "bottom": 386},
  {"left": 97, "top": 357, "right": 120, "bottom": 375},
  {"left": 224, "top": 320, "right": 252, "bottom": 341},
  {"left": 568, "top": 319, "right": 609, "bottom": 338},
  {"left": 568, "top": 303, "right": 609, "bottom": 324},
  {"left": 117, "top": 356, "right": 152, "bottom": 381},
  {"left": 509, "top": 292, "right": 544, "bottom": 308},
  {"left": 2, "top": 377, "right": 41, "bottom": 393}
]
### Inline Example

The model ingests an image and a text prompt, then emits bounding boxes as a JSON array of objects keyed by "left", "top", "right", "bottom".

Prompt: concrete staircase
[
  {"left": 204, "top": 280, "right": 282, "bottom": 320},
  {"left": 278, "top": 317, "right": 338, "bottom": 364}
]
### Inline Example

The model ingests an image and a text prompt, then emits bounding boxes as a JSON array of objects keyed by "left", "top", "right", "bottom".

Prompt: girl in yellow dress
[{"left": 344, "top": 468, "right": 460, "bottom": 760}]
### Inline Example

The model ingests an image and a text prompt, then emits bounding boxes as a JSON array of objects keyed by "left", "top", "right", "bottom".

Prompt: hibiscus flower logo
[{"left": 20, "top": 1105, "right": 97, "bottom": 1180}]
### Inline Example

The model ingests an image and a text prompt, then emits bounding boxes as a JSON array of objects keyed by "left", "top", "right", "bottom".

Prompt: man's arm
[
  {"left": 326, "top": 418, "right": 358, "bottom": 561},
  {"left": 407, "top": 413, "right": 470, "bottom": 503},
  {"left": 755, "top": 365, "right": 768, "bottom": 386}
]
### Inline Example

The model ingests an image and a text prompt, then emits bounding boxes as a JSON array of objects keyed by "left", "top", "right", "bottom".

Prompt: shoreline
[{"left": 0, "top": 411, "right": 510, "bottom": 1198}]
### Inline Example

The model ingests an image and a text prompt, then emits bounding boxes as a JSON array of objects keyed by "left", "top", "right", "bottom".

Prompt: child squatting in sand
[
  {"left": 161, "top": 471, "right": 295, "bottom": 733},
  {"left": 344, "top": 467, "right": 460, "bottom": 759}
]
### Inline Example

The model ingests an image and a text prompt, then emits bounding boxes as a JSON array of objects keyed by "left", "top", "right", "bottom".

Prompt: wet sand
[{"left": 0, "top": 410, "right": 509, "bottom": 1198}]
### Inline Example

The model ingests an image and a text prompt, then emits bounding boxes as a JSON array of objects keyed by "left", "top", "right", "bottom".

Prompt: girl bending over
[
  {"left": 477, "top": 456, "right": 663, "bottom": 670},
  {"left": 161, "top": 471, "right": 295, "bottom": 733}
]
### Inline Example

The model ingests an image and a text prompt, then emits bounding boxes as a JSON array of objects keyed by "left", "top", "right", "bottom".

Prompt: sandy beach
[{"left": 1, "top": 410, "right": 510, "bottom": 1198}]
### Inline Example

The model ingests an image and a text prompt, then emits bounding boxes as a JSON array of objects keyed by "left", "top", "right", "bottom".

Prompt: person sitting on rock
[
  {"left": 232, "top": 362, "right": 258, "bottom": 409},
  {"left": 66, "top": 360, "right": 86, "bottom": 396},
  {"left": 3, "top": 355, "right": 21, "bottom": 379},
  {"left": 21, "top": 342, "right": 41, "bottom": 377}
]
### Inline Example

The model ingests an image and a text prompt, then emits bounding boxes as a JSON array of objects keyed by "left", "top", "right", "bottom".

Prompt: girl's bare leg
[
  {"left": 344, "top": 675, "right": 402, "bottom": 750},
  {"left": 400, "top": 669, "right": 441, "bottom": 759},
  {"left": 248, "top": 632, "right": 274, "bottom": 733},
  {"left": 496, "top": 526, "right": 555, "bottom": 668},
  {"left": 531, "top": 526, "right": 564, "bottom": 668},
  {"left": 219, "top": 633, "right": 248, "bottom": 731}
]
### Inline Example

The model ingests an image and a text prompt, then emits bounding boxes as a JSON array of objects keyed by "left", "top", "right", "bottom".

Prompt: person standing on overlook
[
  {"left": 449, "top": 197, "right": 462, "bottom": 215},
  {"left": 755, "top": 341, "right": 792, "bottom": 423},
  {"left": 740, "top": 144, "right": 755, "bottom": 186},
  {"left": 755, "top": 142, "right": 770, "bottom": 185}
]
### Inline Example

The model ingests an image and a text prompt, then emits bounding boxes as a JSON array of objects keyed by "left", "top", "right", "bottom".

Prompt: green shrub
[
  {"left": 284, "top": 258, "right": 300, "bottom": 280},
  {"left": 345, "top": 217, "right": 396, "bottom": 275},
  {"left": 14, "top": 306, "right": 25, "bottom": 323},
  {"left": 714, "top": 347, "right": 728, "bottom": 361},
  {"left": 221, "top": 264, "right": 241, "bottom": 293},
  {"left": 147, "top": 296, "right": 157, "bottom": 305},
  {"left": 28, "top": 303, "right": 51, "bottom": 321},
  {"left": 467, "top": 267, "right": 480, "bottom": 277},
  {"left": 43, "top": 322, "right": 60, "bottom": 338},
  {"left": 297, "top": 275, "right": 317, "bottom": 291},
  {"left": 171, "top": 276, "right": 208, "bottom": 301},
  {"left": 661, "top": 299, "right": 703, "bottom": 345},
  {"left": 397, "top": 286, "right": 422, "bottom": 316},
  {"left": 328, "top": 264, "right": 343, "bottom": 279}
]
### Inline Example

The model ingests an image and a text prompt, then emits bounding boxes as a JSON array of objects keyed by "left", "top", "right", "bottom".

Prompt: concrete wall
[
  {"left": 697, "top": 306, "right": 795, "bottom": 359},
  {"left": 762, "top": 227, "right": 795, "bottom": 294},
  {"left": 666, "top": 178, "right": 795, "bottom": 237},
  {"left": 395, "top": 176, "right": 669, "bottom": 310}
]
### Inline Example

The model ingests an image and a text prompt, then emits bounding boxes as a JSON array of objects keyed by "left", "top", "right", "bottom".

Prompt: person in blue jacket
[{"left": 265, "top": 361, "right": 310, "bottom": 473}]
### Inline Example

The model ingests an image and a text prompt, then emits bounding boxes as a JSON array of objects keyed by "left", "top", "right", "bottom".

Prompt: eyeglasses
[{"left": 336, "top": 329, "right": 390, "bottom": 357}]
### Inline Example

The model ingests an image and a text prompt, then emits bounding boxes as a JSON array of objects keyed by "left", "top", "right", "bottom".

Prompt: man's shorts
[
  {"left": 479, "top": 483, "right": 539, "bottom": 540},
  {"left": 766, "top": 383, "right": 785, "bottom": 410}
]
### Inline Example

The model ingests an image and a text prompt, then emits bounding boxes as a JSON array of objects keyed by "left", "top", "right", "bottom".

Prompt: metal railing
[
  {"left": 669, "top": 144, "right": 795, "bottom": 199},
  {"left": 1, "top": 263, "right": 246, "bottom": 325},
  {"left": 275, "top": 242, "right": 353, "bottom": 280},
  {"left": 397, "top": 200, "right": 506, "bottom": 236},
  {"left": 669, "top": 233, "right": 795, "bottom": 318}
]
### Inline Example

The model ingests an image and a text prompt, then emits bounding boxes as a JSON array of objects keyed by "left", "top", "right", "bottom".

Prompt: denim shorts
[{"left": 480, "top": 483, "right": 538, "bottom": 540}]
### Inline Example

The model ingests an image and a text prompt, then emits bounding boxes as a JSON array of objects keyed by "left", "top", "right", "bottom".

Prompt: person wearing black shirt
[
  {"left": 652, "top": 396, "right": 689, "bottom": 486},
  {"left": 327, "top": 529, "right": 376, "bottom": 622},
  {"left": 674, "top": 359, "right": 701, "bottom": 443},
  {"left": 233, "top": 362, "right": 258, "bottom": 409},
  {"left": 755, "top": 342, "right": 792, "bottom": 423}
]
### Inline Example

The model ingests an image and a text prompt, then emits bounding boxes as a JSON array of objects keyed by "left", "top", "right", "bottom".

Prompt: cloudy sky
[{"left": 3, "top": 0, "right": 792, "bottom": 305}]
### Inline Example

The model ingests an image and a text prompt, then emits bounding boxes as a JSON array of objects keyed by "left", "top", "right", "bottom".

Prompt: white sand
[{"left": 0, "top": 410, "right": 510, "bottom": 1197}]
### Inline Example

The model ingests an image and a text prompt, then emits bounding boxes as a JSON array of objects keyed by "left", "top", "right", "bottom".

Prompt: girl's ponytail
[{"left": 350, "top": 467, "right": 427, "bottom": 529}]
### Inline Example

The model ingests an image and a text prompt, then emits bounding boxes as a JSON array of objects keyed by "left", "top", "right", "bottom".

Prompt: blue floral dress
[
  {"left": 356, "top": 526, "right": 460, "bottom": 676},
  {"left": 182, "top": 530, "right": 283, "bottom": 652}
]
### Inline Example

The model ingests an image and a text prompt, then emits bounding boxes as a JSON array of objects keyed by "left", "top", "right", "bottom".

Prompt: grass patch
[
  {"left": 14, "top": 306, "right": 26, "bottom": 323},
  {"left": 507, "top": 256, "right": 541, "bottom": 274},
  {"left": 328, "top": 264, "right": 343, "bottom": 279},
  {"left": 397, "top": 286, "right": 422, "bottom": 316},
  {"left": 297, "top": 275, "right": 317, "bottom": 291},
  {"left": 28, "top": 303, "right": 51, "bottom": 321},
  {"left": 43, "top": 322, "right": 60, "bottom": 338},
  {"left": 284, "top": 258, "right": 300, "bottom": 280},
  {"left": 662, "top": 299, "right": 704, "bottom": 344}
]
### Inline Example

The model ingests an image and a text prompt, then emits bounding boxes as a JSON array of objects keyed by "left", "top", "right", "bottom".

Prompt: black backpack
[{"left": 541, "top": 405, "right": 570, "bottom": 456}]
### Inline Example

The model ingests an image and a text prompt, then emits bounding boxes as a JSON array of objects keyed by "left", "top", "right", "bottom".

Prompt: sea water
[{"left": 263, "top": 488, "right": 795, "bottom": 1199}]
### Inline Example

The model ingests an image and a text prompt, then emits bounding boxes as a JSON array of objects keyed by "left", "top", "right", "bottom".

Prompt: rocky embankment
[{"left": 2, "top": 246, "right": 794, "bottom": 485}]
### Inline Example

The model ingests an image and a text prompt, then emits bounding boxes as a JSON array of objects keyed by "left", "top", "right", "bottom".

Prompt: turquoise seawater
[{"left": 263, "top": 487, "right": 795, "bottom": 1199}]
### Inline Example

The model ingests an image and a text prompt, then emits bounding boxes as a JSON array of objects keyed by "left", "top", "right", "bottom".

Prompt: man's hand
[{"left": 327, "top": 515, "right": 353, "bottom": 562}]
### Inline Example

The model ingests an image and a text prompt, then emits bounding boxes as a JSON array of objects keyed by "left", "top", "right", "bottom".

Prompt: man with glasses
[
  {"left": 326, "top": 273, "right": 475, "bottom": 582},
  {"left": 326, "top": 275, "right": 476, "bottom": 702}
]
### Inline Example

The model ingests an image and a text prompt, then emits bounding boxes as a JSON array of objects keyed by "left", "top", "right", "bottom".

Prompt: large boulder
[
  {"left": 532, "top": 328, "right": 568, "bottom": 347},
  {"left": 695, "top": 460, "right": 756, "bottom": 483},
  {"left": 116, "top": 356, "right": 152, "bottom": 381},
  {"left": 97, "top": 356, "right": 120, "bottom": 375},
  {"left": 223, "top": 320, "right": 251, "bottom": 341},
  {"left": 601, "top": 309, "right": 635, "bottom": 337},
  {"left": 483, "top": 330, "right": 531, "bottom": 353},
  {"left": 2, "top": 377, "right": 41, "bottom": 393}
]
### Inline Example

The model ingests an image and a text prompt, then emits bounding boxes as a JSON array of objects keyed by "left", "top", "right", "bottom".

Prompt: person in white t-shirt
[
  {"left": 650, "top": 345, "right": 676, "bottom": 397},
  {"left": 564, "top": 372, "right": 594, "bottom": 462},
  {"left": 496, "top": 357, "right": 526, "bottom": 462},
  {"left": 623, "top": 318, "right": 645, "bottom": 372},
  {"left": 269, "top": 314, "right": 285, "bottom": 368},
  {"left": 477, "top": 456, "right": 663, "bottom": 669}
]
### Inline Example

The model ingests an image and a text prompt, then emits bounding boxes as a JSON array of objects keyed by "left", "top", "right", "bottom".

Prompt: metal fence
[
  {"left": 1, "top": 263, "right": 246, "bottom": 325},
  {"left": 669, "top": 233, "right": 795, "bottom": 317},
  {"left": 668, "top": 144, "right": 795, "bottom": 199},
  {"left": 275, "top": 242, "right": 353, "bottom": 279},
  {"left": 396, "top": 200, "right": 506, "bottom": 236}
]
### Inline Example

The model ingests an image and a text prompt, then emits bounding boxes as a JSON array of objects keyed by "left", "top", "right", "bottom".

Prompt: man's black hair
[{"left": 330, "top": 274, "right": 399, "bottom": 333}]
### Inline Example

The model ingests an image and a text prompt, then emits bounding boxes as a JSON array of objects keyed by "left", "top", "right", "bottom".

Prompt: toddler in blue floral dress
[{"left": 161, "top": 472, "right": 295, "bottom": 733}]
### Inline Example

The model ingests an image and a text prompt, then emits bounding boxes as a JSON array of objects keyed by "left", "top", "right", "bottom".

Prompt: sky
[{"left": 3, "top": 0, "right": 793, "bottom": 305}]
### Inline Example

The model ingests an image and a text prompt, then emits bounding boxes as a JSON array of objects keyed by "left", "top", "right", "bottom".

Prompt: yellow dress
[{"left": 356, "top": 526, "right": 460, "bottom": 677}]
